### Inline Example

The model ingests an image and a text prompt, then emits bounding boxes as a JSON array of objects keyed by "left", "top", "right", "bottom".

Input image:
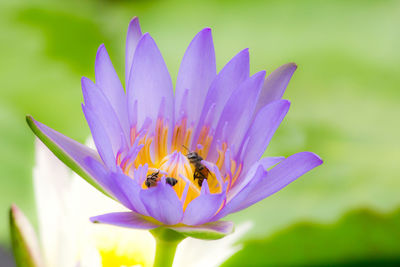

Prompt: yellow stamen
[
  {"left": 215, "top": 142, "right": 228, "bottom": 170},
  {"left": 154, "top": 118, "right": 169, "bottom": 165},
  {"left": 200, "top": 134, "right": 213, "bottom": 159},
  {"left": 183, "top": 127, "right": 192, "bottom": 149},
  {"left": 130, "top": 126, "right": 137, "bottom": 146},
  {"left": 159, "top": 152, "right": 195, "bottom": 200},
  {"left": 161, "top": 125, "right": 168, "bottom": 160},
  {"left": 116, "top": 152, "right": 122, "bottom": 166},
  {"left": 230, "top": 162, "right": 242, "bottom": 189}
]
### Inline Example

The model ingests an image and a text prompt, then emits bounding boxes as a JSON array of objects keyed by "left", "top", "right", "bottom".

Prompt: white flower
[{"left": 31, "top": 139, "right": 252, "bottom": 267}]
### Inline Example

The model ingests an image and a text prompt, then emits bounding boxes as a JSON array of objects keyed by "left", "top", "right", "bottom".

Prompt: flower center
[{"left": 115, "top": 115, "right": 242, "bottom": 209}]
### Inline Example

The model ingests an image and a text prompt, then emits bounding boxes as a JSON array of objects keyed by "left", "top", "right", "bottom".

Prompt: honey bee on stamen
[
  {"left": 145, "top": 170, "right": 178, "bottom": 188},
  {"left": 165, "top": 177, "right": 178, "bottom": 186},
  {"left": 145, "top": 171, "right": 159, "bottom": 188},
  {"left": 183, "top": 145, "right": 210, "bottom": 187}
]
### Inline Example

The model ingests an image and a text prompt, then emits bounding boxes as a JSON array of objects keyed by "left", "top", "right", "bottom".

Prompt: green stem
[
  {"left": 151, "top": 228, "right": 186, "bottom": 267},
  {"left": 153, "top": 238, "right": 179, "bottom": 267}
]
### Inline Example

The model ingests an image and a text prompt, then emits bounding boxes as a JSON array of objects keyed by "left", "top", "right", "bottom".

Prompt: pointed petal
[
  {"left": 168, "top": 220, "right": 234, "bottom": 240},
  {"left": 95, "top": 44, "right": 129, "bottom": 132},
  {"left": 111, "top": 172, "right": 149, "bottom": 216},
  {"left": 182, "top": 191, "right": 225, "bottom": 225},
  {"left": 254, "top": 63, "right": 297, "bottom": 115},
  {"left": 125, "top": 17, "right": 143, "bottom": 86},
  {"left": 91, "top": 212, "right": 160, "bottom": 229},
  {"left": 219, "top": 152, "right": 323, "bottom": 219},
  {"left": 82, "top": 158, "right": 149, "bottom": 216},
  {"left": 259, "top": 156, "right": 285, "bottom": 170},
  {"left": 214, "top": 165, "right": 265, "bottom": 220},
  {"left": 26, "top": 116, "right": 111, "bottom": 197},
  {"left": 82, "top": 158, "right": 135, "bottom": 211},
  {"left": 193, "top": 49, "right": 249, "bottom": 146},
  {"left": 239, "top": 100, "right": 290, "bottom": 173},
  {"left": 244, "top": 152, "right": 322, "bottom": 208},
  {"left": 82, "top": 105, "right": 116, "bottom": 170},
  {"left": 127, "top": 33, "right": 174, "bottom": 129},
  {"left": 9, "top": 205, "right": 43, "bottom": 267},
  {"left": 226, "top": 161, "right": 263, "bottom": 201},
  {"left": 82, "top": 77, "right": 127, "bottom": 153},
  {"left": 175, "top": 28, "right": 216, "bottom": 126},
  {"left": 140, "top": 182, "right": 183, "bottom": 225},
  {"left": 209, "top": 71, "right": 266, "bottom": 160}
]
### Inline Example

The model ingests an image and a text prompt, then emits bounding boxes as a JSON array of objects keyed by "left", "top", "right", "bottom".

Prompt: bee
[
  {"left": 165, "top": 177, "right": 178, "bottom": 186},
  {"left": 145, "top": 171, "right": 159, "bottom": 188},
  {"left": 193, "top": 163, "right": 210, "bottom": 187},
  {"left": 183, "top": 146, "right": 210, "bottom": 187},
  {"left": 145, "top": 171, "right": 178, "bottom": 188}
]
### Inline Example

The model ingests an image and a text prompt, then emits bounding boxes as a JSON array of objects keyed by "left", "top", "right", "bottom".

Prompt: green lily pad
[{"left": 223, "top": 208, "right": 400, "bottom": 266}]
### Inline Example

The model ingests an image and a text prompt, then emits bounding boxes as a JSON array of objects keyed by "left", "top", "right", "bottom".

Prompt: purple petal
[
  {"left": 91, "top": 212, "right": 160, "bottom": 229},
  {"left": 238, "top": 100, "right": 290, "bottom": 174},
  {"left": 213, "top": 165, "right": 265, "bottom": 221},
  {"left": 111, "top": 172, "right": 149, "bottom": 216},
  {"left": 227, "top": 161, "right": 262, "bottom": 200},
  {"left": 127, "top": 33, "right": 174, "bottom": 129},
  {"left": 82, "top": 77, "right": 127, "bottom": 153},
  {"left": 168, "top": 220, "right": 234, "bottom": 240},
  {"left": 254, "top": 63, "right": 297, "bottom": 115},
  {"left": 259, "top": 156, "right": 285, "bottom": 170},
  {"left": 140, "top": 182, "right": 183, "bottom": 225},
  {"left": 83, "top": 157, "right": 149, "bottom": 216},
  {"left": 182, "top": 181, "right": 225, "bottom": 225},
  {"left": 95, "top": 44, "right": 129, "bottom": 133},
  {"left": 26, "top": 116, "right": 111, "bottom": 197},
  {"left": 83, "top": 158, "right": 135, "bottom": 210},
  {"left": 247, "top": 152, "right": 323, "bottom": 205},
  {"left": 125, "top": 17, "right": 143, "bottom": 86},
  {"left": 82, "top": 104, "right": 116, "bottom": 170},
  {"left": 208, "top": 71, "right": 266, "bottom": 161},
  {"left": 175, "top": 28, "right": 216, "bottom": 126},
  {"left": 192, "top": 49, "right": 249, "bottom": 147},
  {"left": 218, "top": 152, "right": 323, "bottom": 219}
]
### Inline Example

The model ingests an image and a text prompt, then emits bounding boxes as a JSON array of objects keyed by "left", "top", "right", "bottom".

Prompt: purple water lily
[{"left": 27, "top": 17, "right": 322, "bottom": 238}]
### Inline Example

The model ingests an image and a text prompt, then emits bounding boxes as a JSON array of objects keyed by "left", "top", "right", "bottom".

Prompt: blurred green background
[{"left": 1, "top": 0, "right": 399, "bottom": 265}]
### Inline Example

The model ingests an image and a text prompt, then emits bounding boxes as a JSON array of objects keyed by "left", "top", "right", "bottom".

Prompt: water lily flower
[
  {"left": 9, "top": 140, "right": 252, "bottom": 267},
  {"left": 26, "top": 17, "right": 322, "bottom": 265}
]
